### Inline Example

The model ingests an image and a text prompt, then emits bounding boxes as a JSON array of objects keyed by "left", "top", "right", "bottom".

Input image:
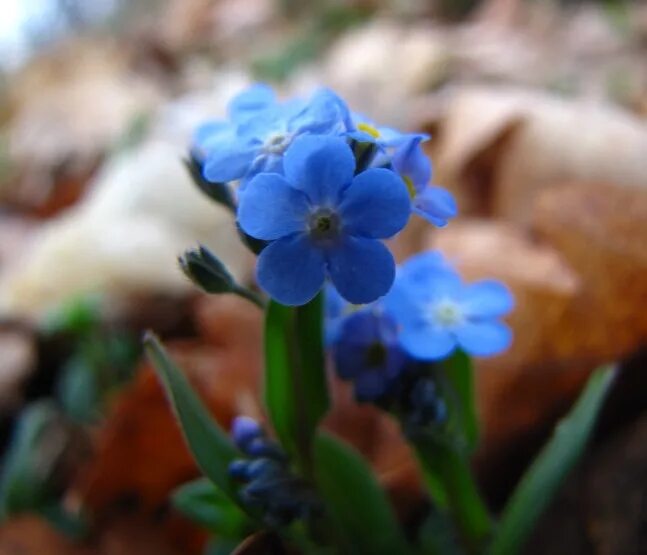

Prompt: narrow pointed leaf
[
  {"left": 144, "top": 333, "right": 239, "bottom": 499},
  {"left": 313, "top": 433, "right": 411, "bottom": 555},
  {"left": 489, "top": 366, "right": 616, "bottom": 555},
  {"left": 172, "top": 478, "right": 251, "bottom": 538},
  {"left": 413, "top": 438, "right": 491, "bottom": 549}
]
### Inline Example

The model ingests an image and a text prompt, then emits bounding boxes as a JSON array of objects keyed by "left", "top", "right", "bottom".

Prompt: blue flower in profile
[
  {"left": 196, "top": 86, "right": 351, "bottom": 185},
  {"left": 347, "top": 114, "right": 420, "bottom": 150},
  {"left": 385, "top": 253, "right": 514, "bottom": 359},
  {"left": 391, "top": 136, "right": 457, "bottom": 227},
  {"left": 333, "top": 309, "right": 408, "bottom": 401},
  {"left": 237, "top": 135, "right": 411, "bottom": 306}
]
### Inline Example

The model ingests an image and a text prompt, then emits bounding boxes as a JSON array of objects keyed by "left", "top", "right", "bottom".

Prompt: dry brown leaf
[
  {"left": 424, "top": 87, "right": 647, "bottom": 226},
  {"left": 0, "top": 516, "right": 90, "bottom": 555},
  {"left": 426, "top": 181, "right": 647, "bottom": 453}
]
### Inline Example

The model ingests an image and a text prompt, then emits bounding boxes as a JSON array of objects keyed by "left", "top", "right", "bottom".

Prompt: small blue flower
[
  {"left": 237, "top": 135, "right": 411, "bottom": 306},
  {"left": 333, "top": 309, "right": 408, "bottom": 401},
  {"left": 196, "top": 86, "right": 351, "bottom": 185},
  {"left": 231, "top": 415, "right": 263, "bottom": 449},
  {"left": 391, "top": 136, "right": 457, "bottom": 227},
  {"left": 404, "top": 377, "right": 447, "bottom": 431},
  {"left": 385, "top": 253, "right": 514, "bottom": 359},
  {"left": 228, "top": 416, "right": 320, "bottom": 527},
  {"left": 347, "top": 114, "right": 420, "bottom": 149}
]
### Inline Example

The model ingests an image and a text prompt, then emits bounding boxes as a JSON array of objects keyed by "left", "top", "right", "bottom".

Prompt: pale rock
[
  {"left": 0, "top": 140, "right": 253, "bottom": 319},
  {"left": 317, "top": 20, "right": 450, "bottom": 125}
]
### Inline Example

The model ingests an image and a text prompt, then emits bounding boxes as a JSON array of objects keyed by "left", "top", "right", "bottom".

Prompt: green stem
[
  {"left": 233, "top": 286, "right": 265, "bottom": 309},
  {"left": 414, "top": 439, "right": 491, "bottom": 553}
]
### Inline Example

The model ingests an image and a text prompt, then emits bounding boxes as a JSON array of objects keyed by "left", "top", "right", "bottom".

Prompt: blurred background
[{"left": 0, "top": 1, "right": 645, "bottom": 554}]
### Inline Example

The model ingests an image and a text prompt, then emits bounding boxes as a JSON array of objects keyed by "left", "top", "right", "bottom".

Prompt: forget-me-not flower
[
  {"left": 391, "top": 136, "right": 457, "bottom": 227},
  {"left": 238, "top": 135, "right": 411, "bottom": 306},
  {"left": 333, "top": 309, "right": 408, "bottom": 401},
  {"left": 196, "top": 86, "right": 351, "bottom": 186},
  {"left": 385, "top": 253, "right": 514, "bottom": 359}
]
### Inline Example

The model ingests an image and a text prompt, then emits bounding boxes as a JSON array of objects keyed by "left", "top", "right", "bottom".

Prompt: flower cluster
[
  {"left": 195, "top": 84, "right": 457, "bottom": 306},
  {"left": 228, "top": 417, "right": 320, "bottom": 527},
  {"left": 327, "top": 251, "right": 514, "bottom": 404},
  {"left": 193, "top": 84, "right": 513, "bottom": 425}
]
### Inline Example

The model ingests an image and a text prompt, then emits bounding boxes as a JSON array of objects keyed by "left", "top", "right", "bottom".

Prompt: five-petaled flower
[
  {"left": 385, "top": 252, "right": 514, "bottom": 359},
  {"left": 196, "top": 86, "right": 350, "bottom": 186},
  {"left": 391, "top": 136, "right": 457, "bottom": 227},
  {"left": 238, "top": 135, "right": 411, "bottom": 306},
  {"left": 333, "top": 309, "right": 408, "bottom": 401}
]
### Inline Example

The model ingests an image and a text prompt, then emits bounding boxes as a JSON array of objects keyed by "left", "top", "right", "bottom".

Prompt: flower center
[
  {"left": 263, "top": 132, "right": 292, "bottom": 155},
  {"left": 364, "top": 341, "right": 388, "bottom": 368},
  {"left": 357, "top": 122, "right": 381, "bottom": 139},
  {"left": 428, "top": 299, "right": 464, "bottom": 328},
  {"left": 308, "top": 208, "right": 341, "bottom": 242},
  {"left": 403, "top": 175, "right": 417, "bottom": 199}
]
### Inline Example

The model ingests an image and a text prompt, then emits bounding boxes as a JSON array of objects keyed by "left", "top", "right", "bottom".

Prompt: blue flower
[
  {"left": 333, "top": 309, "right": 408, "bottom": 401},
  {"left": 385, "top": 253, "right": 514, "bottom": 359},
  {"left": 347, "top": 114, "right": 420, "bottom": 149},
  {"left": 196, "top": 86, "right": 351, "bottom": 185},
  {"left": 237, "top": 135, "right": 411, "bottom": 306},
  {"left": 391, "top": 136, "right": 457, "bottom": 227},
  {"left": 228, "top": 416, "right": 320, "bottom": 527}
]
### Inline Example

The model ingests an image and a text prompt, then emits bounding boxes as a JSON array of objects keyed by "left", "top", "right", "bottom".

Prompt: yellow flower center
[
  {"left": 403, "top": 176, "right": 417, "bottom": 200},
  {"left": 357, "top": 123, "right": 381, "bottom": 139}
]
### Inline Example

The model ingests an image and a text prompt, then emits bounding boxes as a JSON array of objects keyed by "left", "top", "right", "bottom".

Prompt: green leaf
[
  {"left": 264, "top": 295, "right": 329, "bottom": 469},
  {"left": 184, "top": 155, "right": 236, "bottom": 212},
  {"left": 41, "top": 294, "right": 102, "bottom": 336},
  {"left": 143, "top": 333, "right": 240, "bottom": 500},
  {"left": 57, "top": 356, "right": 102, "bottom": 423},
  {"left": 0, "top": 401, "right": 60, "bottom": 519},
  {"left": 489, "top": 366, "right": 616, "bottom": 555},
  {"left": 413, "top": 438, "right": 491, "bottom": 550},
  {"left": 442, "top": 350, "right": 479, "bottom": 453},
  {"left": 172, "top": 478, "right": 251, "bottom": 538},
  {"left": 313, "top": 433, "right": 411, "bottom": 555},
  {"left": 39, "top": 503, "right": 88, "bottom": 540},
  {"left": 415, "top": 509, "right": 464, "bottom": 555}
]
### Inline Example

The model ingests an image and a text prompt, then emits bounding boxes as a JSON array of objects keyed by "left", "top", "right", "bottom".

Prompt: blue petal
[
  {"left": 392, "top": 137, "right": 431, "bottom": 189},
  {"left": 338, "top": 310, "right": 384, "bottom": 345},
  {"left": 257, "top": 234, "right": 325, "bottom": 306},
  {"left": 378, "top": 127, "right": 428, "bottom": 148},
  {"left": 237, "top": 174, "right": 309, "bottom": 240},
  {"left": 399, "top": 326, "right": 456, "bottom": 360},
  {"left": 229, "top": 84, "right": 276, "bottom": 119},
  {"left": 326, "top": 236, "right": 395, "bottom": 304},
  {"left": 202, "top": 138, "right": 257, "bottom": 182},
  {"left": 193, "top": 121, "right": 230, "bottom": 151},
  {"left": 397, "top": 251, "right": 449, "bottom": 285},
  {"left": 455, "top": 321, "right": 512, "bottom": 357},
  {"left": 394, "top": 267, "right": 463, "bottom": 304},
  {"left": 460, "top": 280, "right": 514, "bottom": 318},
  {"left": 283, "top": 135, "right": 355, "bottom": 205},
  {"left": 237, "top": 109, "right": 283, "bottom": 139},
  {"left": 339, "top": 168, "right": 411, "bottom": 239},
  {"left": 413, "top": 186, "right": 457, "bottom": 227},
  {"left": 289, "top": 88, "right": 349, "bottom": 135}
]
